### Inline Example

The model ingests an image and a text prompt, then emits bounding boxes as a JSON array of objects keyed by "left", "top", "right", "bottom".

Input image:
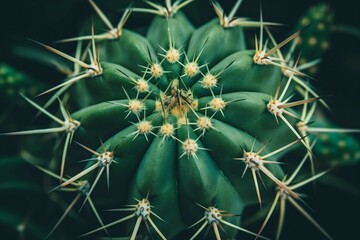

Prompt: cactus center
[{"left": 160, "top": 80, "right": 198, "bottom": 119}]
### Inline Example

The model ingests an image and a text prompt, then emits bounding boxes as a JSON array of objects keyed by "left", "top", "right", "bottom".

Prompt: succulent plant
[{"left": 1, "top": 0, "right": 359, "bottom": 240}]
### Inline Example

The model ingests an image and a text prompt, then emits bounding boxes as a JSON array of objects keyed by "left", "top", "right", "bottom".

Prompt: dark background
[{"left": 0, "top": 0, "right": 359, "bottom": 239}]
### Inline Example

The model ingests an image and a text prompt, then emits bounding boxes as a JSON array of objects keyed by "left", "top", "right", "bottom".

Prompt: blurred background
[{"left": 0, "top": 0, "right": 359, "bottom": 239}]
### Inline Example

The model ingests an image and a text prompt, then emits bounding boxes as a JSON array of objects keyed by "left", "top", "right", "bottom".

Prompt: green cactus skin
[{"left": 1, "top": 1, "right": 359, "bottom": 240}]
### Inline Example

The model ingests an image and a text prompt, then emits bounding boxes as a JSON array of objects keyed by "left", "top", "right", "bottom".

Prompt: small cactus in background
[
  {"left": 292, "top": 2, "right": 335, "bottom": 75},
  {"left": 1, "top": 1, "right": 359, "bottom": 239},
  {"left": 0, "top": 64, "right": 44, "bottom": 128}
]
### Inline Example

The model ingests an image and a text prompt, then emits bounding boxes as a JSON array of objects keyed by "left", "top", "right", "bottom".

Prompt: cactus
[
  {"left": 292, "top": 2, "right": 335, "bottom": 75},
  {"left": 0, "top": 64, "right": 44, "bottom": 127},
  {"left": 1, "top": 0, "right": 359, "bottom": 239}
]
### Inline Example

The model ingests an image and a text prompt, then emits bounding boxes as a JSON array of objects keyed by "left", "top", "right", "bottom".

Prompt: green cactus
[
  {"left": 292, "top": 3, "right": 335, "bottom": 70},
  {"left": 1, "top": 1, "right": 359, "bottom": 240},
  {"left": 309, "top": 119, "right": 360, "bottom": 167},
  {"left": 0, "top": 64, "right": 44, "bottom": 126}
]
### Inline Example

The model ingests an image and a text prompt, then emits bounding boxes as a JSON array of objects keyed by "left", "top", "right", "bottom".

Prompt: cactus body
[{"left": 70, "top": 12, "right": 293, "bottom": 238}]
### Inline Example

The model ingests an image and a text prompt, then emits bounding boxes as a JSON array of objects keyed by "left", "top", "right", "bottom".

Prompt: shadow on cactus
[{"left": 1, "top": 0, "right": 360, "bottom": 240}]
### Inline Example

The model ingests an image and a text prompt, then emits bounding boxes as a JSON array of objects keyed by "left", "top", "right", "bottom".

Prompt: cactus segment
[
  {"left": 99, "top": 30, "right": 160, "bottom": 75},
  {"left": 147, "top": 12, "right": 194, "bottom": 76},
  {"left": 187, "top": 19, "right": 247, "bottom": 70},
  {"left": 130, "top": 136, "right": 184, "bottom": 238},
  {"left": 191, "top": 51, "right": 281, "bottom": 97}
]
